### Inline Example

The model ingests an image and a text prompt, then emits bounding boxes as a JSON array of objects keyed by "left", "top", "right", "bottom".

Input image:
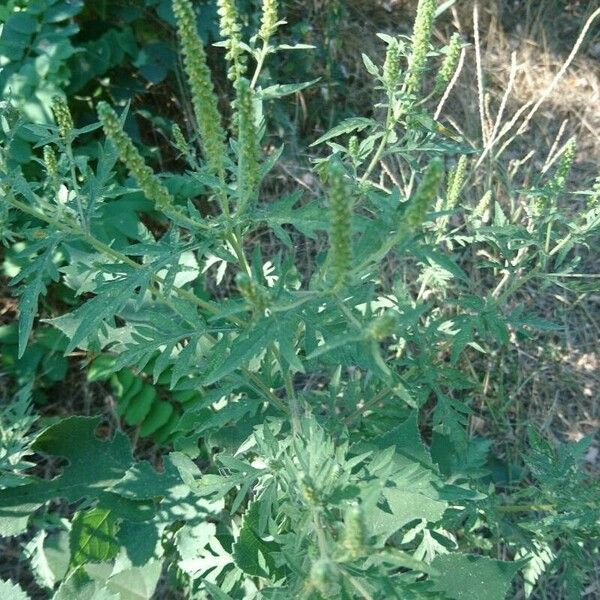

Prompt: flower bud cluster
[
  {"left": 446, "top": 155, "right": 468, "bottom": 209},
  {"left": 435, "top": 33, "right": 462, "bottom": 94},
  {"left": 97, "top": 102, "right": 175, "bottom": 211},
  {"left": 258, "top": 0, "right": 279, "bottom": 42},
  {"left": 309, "top": 558, "right": 340, "bottom": 599},
  {"left": 342, "top": 503, "right": 366, "bottom": 558},
  {"left": 405, "top": 158, "right": 443, "bottom": 229},
  {"left": 51, "top": 96, "right": 73, "bottom": 139},
  {"left": 383, "top": 38, "right": 402, "bottom": 91},
  {"left": 43, "top": 145, "right": 58, "bottom": 182},
  {"left": 172, "top": 0, "right": 227, "bottom": 178},
  {"left": 406, "top": 0, "right": 436, "bottom": 94},
  {"left": 326, "top": 163, "right": 353, "bottom": 289},
  {"left": 368, "top": 311, "right": 398, "bottom": 340},
  {"left": 236, "top": 272, "right": 269, "bottom": 312},
  {"left": 236, "top": 78, "right": 260, "bottom": 203},
  {"left": 217, "top": 0, "right": 246, "bottom": 82},
  {"left": 550, "top": 137, "right": 576, "bottom": 197}
]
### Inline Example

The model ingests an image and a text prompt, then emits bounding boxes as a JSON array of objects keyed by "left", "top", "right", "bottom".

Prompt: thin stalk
[
  {"left": 360, "top": 99, "right": 395, "bottom": 184},
  {"left": 65, "top": 140, "right": 86, "bottom": 230}
]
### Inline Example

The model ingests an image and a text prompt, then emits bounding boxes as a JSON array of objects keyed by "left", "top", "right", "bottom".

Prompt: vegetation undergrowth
[{"left": 0, "top": 0, "right": 599, "bottom": 598}]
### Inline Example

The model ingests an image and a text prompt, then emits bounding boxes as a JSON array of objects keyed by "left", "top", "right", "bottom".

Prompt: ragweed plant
[{"left": 1, "top": 1, "right": 599, "bottom": 599}]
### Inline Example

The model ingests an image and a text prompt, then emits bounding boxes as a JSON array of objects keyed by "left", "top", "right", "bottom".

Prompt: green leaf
[
  {"left": 260, "top": 79, "right": 320, "bottom": 100},
  {"left": 10, "top": 233, "right": 61, "bottom": 358},
  {"left": 310, "top": 117, "right": 378, "bottom": 147},
  {"left": 0, "top": 417, "right": 133, "bottom": 507},
  {"left": 428, "top": 554, "right": 522, "bottom": 600},
  {"left": 203, "top": 319, "right": 273, "bottom": 385},
  {"left": 53, "top": 568, "right": 119, "bottom": 600},
  {"left": 233, "top": 501, "right": 279, "bottom": 578},
  {"left": 70, "top": 508, "right": 120, "bottom": 567},
  {"left": 176, "top": 522, "right": 234, "bottom": 582},
  {"left": 0, "top": 579, "right": 31, "bottom": 600}
]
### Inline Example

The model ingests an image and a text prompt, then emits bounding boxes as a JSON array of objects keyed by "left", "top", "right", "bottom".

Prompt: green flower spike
[
  {"left": 259, "top": 0, "right": 279, "bottom": 42},
  {"left": 342, "top": 503, "right": 366, "bottom": 558},
  {"left": 405, "top": 157, "right": 444, "bottom": 230},
  {"left": 383, "top": 38, "right": 402, "bottom": 92},
  {"left": 97, "top": 102, "right": 175, "bottom": 212},
  {"left": 236, "top": 78, "right": 261, "bottom": 206},
  {"left": 172, "top": 0, "right": 227, "bottom": 178},
  {"left": 217, "top": 0, "right": 246, "bottom": 82},
  {"left": 51, "top": 96, "right": 74, "bottom": 139},
  {"left": 326, "top": 163, "right": 353, "bottom": 289},
  {"left": 446, "top": 155, "right": 468, "bottom": 210},
  {"left": 435, "top": 32, "right": 462, "bottom": 94},
  {"left": 406, "top": 0, "right": 436, "bottom": 95},
  {"left": 43, "top": 145, "right": 58, "bottom": 182}
]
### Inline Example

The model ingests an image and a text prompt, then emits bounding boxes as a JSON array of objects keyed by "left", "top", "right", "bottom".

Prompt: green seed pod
[
  {"left": 97, "top": 102, "right": 175, "bottom": 211},
  {"left": 217, "top": 0, "right": 246, "bottom": 82},
  {"left": 342, "top": 503, "right": 366, "bottom": 558},
  {"left": 445, "top": 155, "right": 468, "bottom": 209},
  {"left": 43, "top": 145, "right": 58, "bottom": 181},
  {"left": 368, "top": 311, "right": 398, "bottom": 340},
  {"left": 383, "top": 38, "right": 402, "bottom": 91},
  {"left": 172, "top": 0, "right": 227, "bottom": 178},
  {"left": 258, "top": 0, "right": 279, "bottom": 42},
  {"left": 236, "top": 272, "right": 269, "bottom": 312},
  {"left": 235, "top": 78, "right": 261, "bottom": 204},
  {"left": 326, "top": 163, "right": 353, "bottom": 289},
  {"left": 435, "top": 33, "right": 462, "bottom": 94},
  {"left": 405, "top": 158, "right": 443, "bottom": 230},
  {"left": 406, "top": 0, "right": 436, "bottom": 94},
  {"left": 51, "top": 96, "right": 74, "bottom": 139},
  {"left": 309, "top": 558, "right": 341, "bottom": 599}
]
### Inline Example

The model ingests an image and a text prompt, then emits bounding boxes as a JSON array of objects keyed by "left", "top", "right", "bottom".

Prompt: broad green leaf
[
  {"left": 103, "top": 561, "right": 162, "bottom": 600},
  {"left": 233, "top": 501, "right": 279, "bottom": 578},
  {"left": 52, "top": 568, "right": 119, "bottom": 600},
  {"left": 70, "top": 508, "right": 120, "bottom": 567},
  {"left": 428, "top": 554, "right": 522, "bottom": 600},
  {"left": 0, "top": 417, "right": 133, "bottom": 507}
]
